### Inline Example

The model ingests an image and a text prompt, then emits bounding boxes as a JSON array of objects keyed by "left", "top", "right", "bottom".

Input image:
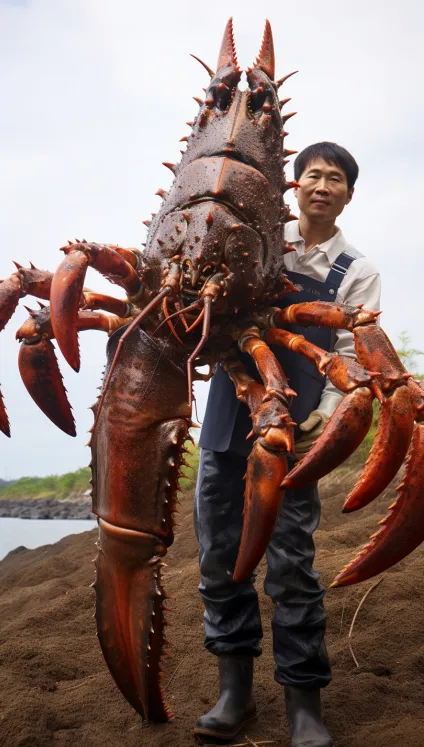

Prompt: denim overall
[{"left": 195, "top": 251, "right": 355, "bottom": 689}]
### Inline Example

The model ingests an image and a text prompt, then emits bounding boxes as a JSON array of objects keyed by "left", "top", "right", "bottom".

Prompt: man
[{"left": 194, "top": 142, "right": 381, "bottom": 746}]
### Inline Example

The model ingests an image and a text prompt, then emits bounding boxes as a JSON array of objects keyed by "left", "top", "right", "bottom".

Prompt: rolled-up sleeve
[{"left": 318, "top": 270, "right": 381, "bottom": 417}]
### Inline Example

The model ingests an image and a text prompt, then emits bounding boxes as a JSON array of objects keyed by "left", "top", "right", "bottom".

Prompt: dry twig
[
  {"left": 163, "top": 655, "right": 187, "bottom": 691},
  {"left": 348, "top": 576, "right": 384, "bottom": 667},
  {"left": 231, "top": 740, "right": 274, "bottom": 747},
  {"left": 339, "top": 598, "right": 347, "bottom": 636},
  {"left": 59, "top": 673, "right": 98, "bottom": 692},
  {"left": 255, "top": 694, "right": 278, "bottom": 717}
]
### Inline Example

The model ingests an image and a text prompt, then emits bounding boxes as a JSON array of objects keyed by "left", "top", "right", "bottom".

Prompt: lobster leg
[
  {"left": 0, "top": 263, "right": 54, "bottom": 333},
  {"left": 80, "top": 291, "right": 133, "bottom": 318},
  {"left": 18, "top": 339, "right": 77, "bottom": 437},
  {"left": 225, "top": 329, "right": 296, "bottom": 582},
  {"left": 50, "top": 242, "right": 143, "bottom": 371},
  {"left": 90, "top": 324, "right": 191, "bottom": 721},
  {"left": 264, "top": 329, "right": 376, "bottom": 488},
  {"left": 272, "top": 300, "right": 380, "bottom": 330},
  {"left": 0, "top": 274, "right": 21, "bottom": 332}
]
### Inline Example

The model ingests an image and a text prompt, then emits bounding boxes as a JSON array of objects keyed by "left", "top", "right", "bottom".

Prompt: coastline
[{"left": 0, "top": 498, "right": 95, "bottom": 520}]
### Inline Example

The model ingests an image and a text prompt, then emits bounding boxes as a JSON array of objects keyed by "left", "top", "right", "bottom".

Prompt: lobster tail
[
  {"left": 95, "top": 520, "right": 171, "bottom": 721},
  {"left": 90, "top": 325, "right": 191, "bottom": 720}
]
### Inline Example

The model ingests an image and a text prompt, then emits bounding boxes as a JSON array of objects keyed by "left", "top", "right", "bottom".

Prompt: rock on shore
[{"left": 0, "top": 498, "right": 95, "bottom": 520}]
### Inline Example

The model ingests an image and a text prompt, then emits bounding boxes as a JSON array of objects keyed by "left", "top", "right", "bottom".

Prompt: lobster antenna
[
  {"left": 153, "top": 299, "right": 203, "bottom": 334},
  {"left": 187, "top": 295, "right": 212, "bottom": 408},
  {"left": 162, "top": 295, "right": 184, "bottom": 345}
]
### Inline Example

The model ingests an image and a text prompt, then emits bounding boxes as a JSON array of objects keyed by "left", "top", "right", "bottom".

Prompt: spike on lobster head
[
  {"left": 249, "top": 19, "right": 275, "bottom": 81},
  {"left": 200, "top": 18, "right": 243, "bottom": 111},
  {"left": 215, "top": 17, "right": 275, "bottom": 80},
  {"left": 216, "top": 17, "right": 240, "bottom": 73},
  {"left": 190, "top": 18, "right": 282, "bottom": 165},
  {"left": 193, "top": 19, "right": 279, "bottom": 120}
]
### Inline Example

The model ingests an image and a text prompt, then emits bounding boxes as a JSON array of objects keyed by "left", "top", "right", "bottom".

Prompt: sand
[{"left": 1, "top": 464, "right": 424, "bottom": 747}]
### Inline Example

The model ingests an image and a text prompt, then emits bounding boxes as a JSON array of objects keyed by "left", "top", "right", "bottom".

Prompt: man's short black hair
[{"left": 293, "top": 142, "right": 359, "bottom": 190}]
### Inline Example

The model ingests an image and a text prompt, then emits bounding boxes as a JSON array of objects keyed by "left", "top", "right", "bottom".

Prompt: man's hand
[{"left": 294, "top": 410, "right": 329, "bottom": 459}]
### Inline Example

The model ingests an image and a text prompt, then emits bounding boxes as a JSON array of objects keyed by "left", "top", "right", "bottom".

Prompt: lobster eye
[
  {"left": 212, "top": 83, "right": 232, "bottom": 112},
  {"left": 249, "top": 86, "right": 268, "bottom": 112},
  {"left": 200, "top": 264, "right": 214, "bottom": 277},
  {"left": 182, "top": 259, "right": 192, "bottom": 273}
]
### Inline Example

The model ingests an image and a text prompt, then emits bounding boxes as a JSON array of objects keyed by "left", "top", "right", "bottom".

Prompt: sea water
[{"left": 0, "top": 517, "right": 96, "bottom": 561}]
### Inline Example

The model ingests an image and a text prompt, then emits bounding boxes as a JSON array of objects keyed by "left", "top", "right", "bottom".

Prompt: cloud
[{"left": 0, "top": 0, "right": 423, "bottom": 478}]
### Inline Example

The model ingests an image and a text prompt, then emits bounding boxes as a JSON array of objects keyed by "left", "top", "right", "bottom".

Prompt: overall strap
[{"left": 325, "top": 251, "right": 356, "bottom": 295}]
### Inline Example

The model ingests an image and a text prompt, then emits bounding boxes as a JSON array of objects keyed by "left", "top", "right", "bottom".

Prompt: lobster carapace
[{"left": 1, "top": 18, "right": 424, "bottom": 722}]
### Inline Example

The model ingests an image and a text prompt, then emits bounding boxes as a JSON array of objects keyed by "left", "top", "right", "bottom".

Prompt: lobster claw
[
  {"left": 233, "top": 440, "right": 288, "bottom": 582},
  {"left": 50, "top": 250, "right": 89, "bottom": 371},
  {"left": 331, "top": 423, "right": 424, "bottom": 587},
  {"left": 343, "top": 385, "right": 414, "bottom": 512},
  {"left": 18, "top": 338, "right": 76, "bottom": 436},
  {"left": 282, "top": 387, "right": 374, "bottom": 490},
  {"left": 95, "top": 520, "right": 171, "bottom": 721},
  {"left": 0, "top": 387, "right": 10, "bottom": 437}
]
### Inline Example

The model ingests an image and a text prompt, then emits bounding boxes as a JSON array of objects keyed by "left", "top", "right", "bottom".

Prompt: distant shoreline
[{"left": 0, "top": 498, "right": 96, "bottom": 520}]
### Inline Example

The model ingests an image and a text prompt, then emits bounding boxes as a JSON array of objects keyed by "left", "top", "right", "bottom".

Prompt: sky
[{"left": 0, "top": 0, "right": 423, "bottom": 479}]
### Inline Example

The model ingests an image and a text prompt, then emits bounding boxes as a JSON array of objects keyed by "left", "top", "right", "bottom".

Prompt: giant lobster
[{"left": 1, "top": 18, "right": 424, "bottom": 723}]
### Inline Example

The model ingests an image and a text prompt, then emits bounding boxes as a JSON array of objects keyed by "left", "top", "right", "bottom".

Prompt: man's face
[{"left": 294, "top": 157, "right": 354, "bottom": 223}]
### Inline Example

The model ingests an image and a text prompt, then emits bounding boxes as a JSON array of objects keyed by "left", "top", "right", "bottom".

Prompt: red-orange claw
[
  {"left": 233, "top": 441, "right": 287, "bottom": 582},
  {"left": 282, "top": 387, "right": 374, "bottom": 490},
  {"left": 343, "top": 385, "right": 414, "bottom": 513},
  {"left": 50, "top": 250, "right": 89, "bottom": 371},
  {"left": 18, "top": 339, "right": 76, "bottom": 436},
  {"left": 331, "top": 423, "right": 424, "bottom": 588},
  {"left": 408, "top": 377, "right": 424, "bottom": 421},
  {"left": 353, "top": 324, "right": 407, "bottom": 393},
  {"left": 0, "top": 388, "right": 10, "bottom": 437}
]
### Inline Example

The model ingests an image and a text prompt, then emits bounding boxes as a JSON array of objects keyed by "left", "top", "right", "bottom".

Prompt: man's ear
[{"left": 346, "top": 186, "right": 355, "bottom": 205}]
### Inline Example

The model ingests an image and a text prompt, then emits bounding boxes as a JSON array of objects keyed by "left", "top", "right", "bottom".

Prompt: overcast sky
[{"left": 0, "top": 0, "right": 423, "bottom": 480}]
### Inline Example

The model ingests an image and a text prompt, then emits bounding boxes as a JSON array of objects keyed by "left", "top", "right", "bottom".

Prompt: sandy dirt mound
[{"left": 1, "top": 465, "right": 424, "bottom": 747}]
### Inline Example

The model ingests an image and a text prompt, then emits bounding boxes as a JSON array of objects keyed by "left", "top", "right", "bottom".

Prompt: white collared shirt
[{"left": 283, "top": 221, "right": 381, "bottom": 417}]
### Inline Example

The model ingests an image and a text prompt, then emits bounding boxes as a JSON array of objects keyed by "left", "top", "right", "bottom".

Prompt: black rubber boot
[
  {"left": 285, "top": 686, "right": 333, "bottom": 747},
  {"left": 193, "top": 655, "right": 256, "bottom": 742}
]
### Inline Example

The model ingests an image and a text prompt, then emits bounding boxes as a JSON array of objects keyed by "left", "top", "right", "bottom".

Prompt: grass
[
  {"left": 0, "top": 440, "right": 200, "bottom": 501},
  {"left": 0, "top": 468, "right": 92, "bottom": 501}
]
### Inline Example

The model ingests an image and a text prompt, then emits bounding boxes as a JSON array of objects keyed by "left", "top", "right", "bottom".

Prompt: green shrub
[
  {"left": 179, "top": 441, "right": 200, "bottom": 491},
  {"left": 0, "top": 468, "right": 91, "bottom": 501}
]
